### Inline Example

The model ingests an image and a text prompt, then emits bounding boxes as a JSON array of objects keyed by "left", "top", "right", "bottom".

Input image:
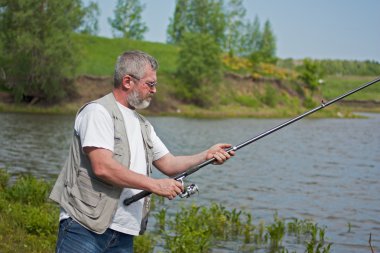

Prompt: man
[{"left": 50, "top": 50, "right": 234, "bottom": 253}]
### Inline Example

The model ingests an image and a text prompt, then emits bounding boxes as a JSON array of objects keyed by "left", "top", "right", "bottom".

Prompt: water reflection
[{"left": 0, "top": 112, "right": 379, "bottom": 252}]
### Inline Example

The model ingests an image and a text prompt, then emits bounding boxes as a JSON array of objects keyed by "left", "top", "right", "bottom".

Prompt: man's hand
[
  {"left": 206, "top": 143, "right": 235, "bottom": 165},
  {"left": 151, "top": 178, "right": 184, "bottom": 200}
]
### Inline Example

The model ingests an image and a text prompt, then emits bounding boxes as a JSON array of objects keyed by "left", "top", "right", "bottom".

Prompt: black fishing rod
[{"left": 124, "top": 76, "right": 380, "bottom": 206}]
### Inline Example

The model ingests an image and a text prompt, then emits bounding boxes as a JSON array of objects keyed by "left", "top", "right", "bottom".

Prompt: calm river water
[{"left": 0, "top": 112, "right": 379, "bottom": 252}]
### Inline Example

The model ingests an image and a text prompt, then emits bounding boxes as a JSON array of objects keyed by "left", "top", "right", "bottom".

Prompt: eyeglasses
[{"left": 128, "top": 74, "right": 158, "bottom": 89}]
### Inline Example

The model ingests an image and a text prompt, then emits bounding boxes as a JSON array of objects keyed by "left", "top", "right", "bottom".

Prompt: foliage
[
  {"left": 234, "top": 94, "right": 260, "bottom": 108},
  {"left": 278, "top": 58, "right": 380, "bottom": 77},
  {"left": 0, "top": 169, "right": 337, "bottom": 253},
  {"left": 76, "top": 1, "right": 100, "bottom": 35},
  {"left": 0, "top": 0, "right": 83, "bottom": 103},
  {"left": 319, "top": 59, "right": 380, "bottom": 76},
  {"left": 166, "top": 0, "right": 189, "bottom": 44},
  {"left": 0, "top": 169, "right": 58, "bottom": 252},
  {"left": 108, "top": 0, "right": 148, "bottom": 40},
  {"left": 0, "top": 168, "right": 9, "bottom": 190},
  {"left": 238, "top": 15, "right": 262, "bottom": 57},
  {"left": 167, "top": 0, "right": 226, "bottom": 45},
  {"left": 223, "top": 0, "right": 247, "bottom": 55},
  {"left": 259, "top": 20, "right": 277, "bottom": 63},
  {"left": 149, "top": 202, "right": 332, "bottom": 253},
  {"left": 255, "top": 63, "right": 298, "bottom": 80},
  {"left": 322, "top": 75, "right": 380, "bottom": 101},
  {"left": 175, "top": 32, "right": 223, "bottom": 107},
  {"left": 250, "top": 20, "right": 277, "bottom": 65},
  {"left": 260, "top": 85, "right": 278, "bottom": 107},
  {"left": 134, "top": 233, "right": 156, "bottom": 253},
  {"left": 167, "top": 0, "right": 269, "bottom": 61},
  {"left": 5, "top": 174, "right": 51, "bottom": 206},
  {"left": 222, "top": 55, "right": 252, "bottom": 73},
  {"left": 298, "top": 58, "right": 324, "bottom": 92}
]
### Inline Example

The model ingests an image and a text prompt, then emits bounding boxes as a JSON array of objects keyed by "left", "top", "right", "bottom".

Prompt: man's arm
[
  {"left": 85, "top": 147, "right": 183, "bottom": 200},
  {"left": 153, "top": 143, "right": 234, "bottom": 177}
]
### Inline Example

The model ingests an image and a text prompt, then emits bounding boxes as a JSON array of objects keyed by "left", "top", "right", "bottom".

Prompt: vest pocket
[{"left": 68, "top": 171, "right": 109, "bottom": 219}]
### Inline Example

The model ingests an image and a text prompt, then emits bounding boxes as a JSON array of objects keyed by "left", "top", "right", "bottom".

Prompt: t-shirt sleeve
[
  {"left": 149, "top": 125, "right": 169, "bottom": 161},
  {"left": 74, "top": 103, "right": 114, "bottom": 152}
]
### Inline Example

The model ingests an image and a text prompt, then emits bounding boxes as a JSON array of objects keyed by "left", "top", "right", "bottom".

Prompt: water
[{"left": 1, "top": 112, "right": 379, "bottom": 252}]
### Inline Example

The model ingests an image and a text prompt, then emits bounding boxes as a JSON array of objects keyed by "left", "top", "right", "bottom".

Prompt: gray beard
[{"left": 127, "top": 89, "right": 151, "bottom": 109}]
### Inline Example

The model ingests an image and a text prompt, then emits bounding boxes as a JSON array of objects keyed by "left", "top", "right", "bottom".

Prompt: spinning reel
[{"left": 177, "top": 177, "right": 199, "bottom": 198}]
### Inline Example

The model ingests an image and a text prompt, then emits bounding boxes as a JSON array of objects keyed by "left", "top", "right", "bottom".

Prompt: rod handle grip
[{"left": 123, "top": 190, "right": 151, "bottom": 206}]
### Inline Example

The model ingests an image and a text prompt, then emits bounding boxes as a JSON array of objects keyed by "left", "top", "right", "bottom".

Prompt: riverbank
[{"left": 1, "top": 75, "right": 379, "bottom": 118}]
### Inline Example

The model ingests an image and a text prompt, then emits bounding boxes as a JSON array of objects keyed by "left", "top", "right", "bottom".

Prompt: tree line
[{"left": 0, "top": 0, "right": 378, "bottom": 105}]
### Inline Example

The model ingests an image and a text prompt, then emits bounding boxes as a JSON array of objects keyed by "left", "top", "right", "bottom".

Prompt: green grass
[
  {"left": 322, "top": 75, "right": 380, "bottom": 101},
  {"left": 74, "top": 34, "right": 179, "bottom": 76}
]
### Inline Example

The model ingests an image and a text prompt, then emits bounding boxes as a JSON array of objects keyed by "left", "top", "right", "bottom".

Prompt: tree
[
  {"left": 176, "top": 32, "right": 223, "bottom": 106},
  {"left": 240, "top": 15, "right": 262, "bottom": 57},
  {"left": 77, "top": 1, "right": 100, "bottom": 35},
  {"left": 108, "top": 0, "right": 147, "bottom": 40},
  {"left": 249, "top": 19, "right": 277, "bottom": 64},
  {"left": 298, "top": 58, "right": 324, "bottom": 92},
  {"left": 0, "top": 0, "right": 83, "bottom": 103},
  {"left": 166, "top": 0, "right": 226, "bottom": 45},
  {"left": 167, "top": 0, "right": 189, "bottom": 44},
  {"left": 223, "top": 0, "right": 246, "bottom": 56},
  {"left": 260, "top": 20, "right": 277, "bottom": 63}
]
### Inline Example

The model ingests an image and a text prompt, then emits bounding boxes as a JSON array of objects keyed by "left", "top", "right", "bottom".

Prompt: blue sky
[{"left": 86, "top": 0, "right": 380, "bottom": 62}]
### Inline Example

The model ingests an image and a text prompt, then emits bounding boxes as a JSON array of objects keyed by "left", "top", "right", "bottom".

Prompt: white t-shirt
[{"left": 60, "top": 102, "right": 169, "bottom": 236}]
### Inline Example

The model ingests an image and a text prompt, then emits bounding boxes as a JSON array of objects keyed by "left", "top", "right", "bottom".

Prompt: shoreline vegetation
[
  {"left": 0, "top": 169, "right": 334, "bottom": 253},
  {"left": 0, "top": 74, "right": 379, "bottom": 119}
]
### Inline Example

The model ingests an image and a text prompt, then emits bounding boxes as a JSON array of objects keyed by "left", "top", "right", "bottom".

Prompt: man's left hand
[{"left": 206, "top": 143, "right": 235, "bottom": 165}]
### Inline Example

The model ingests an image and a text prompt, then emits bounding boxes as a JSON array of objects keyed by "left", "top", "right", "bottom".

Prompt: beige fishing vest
[{"left": 49, "top": 92, "right": 153, "bottom": 234}]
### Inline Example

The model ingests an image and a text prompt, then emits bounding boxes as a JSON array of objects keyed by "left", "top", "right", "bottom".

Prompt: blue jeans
[{"left": 56, "top": 217, "right": 134, "bottom": 253}]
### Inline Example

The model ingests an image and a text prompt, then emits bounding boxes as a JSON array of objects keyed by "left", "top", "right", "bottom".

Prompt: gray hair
[{"left": 113, "top": 50, "right": 158, "bottom": 88}]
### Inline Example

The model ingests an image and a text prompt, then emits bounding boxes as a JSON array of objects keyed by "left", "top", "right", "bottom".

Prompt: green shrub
[
  {"left": 0, "top": 170, "right": 57, "bottom": 252},
  {"left": 134, "top": 232, "right": 156, "bottom": 253},
  {"left": 234, "top": 94, "right": 259, "bottom": 107},
  {"left": 0, "top": 170, "right": 333, "bottom": 253},
  {"left": 303, "top": 96, "right": 318, "bottom": 109},
  {"left": 6, "top": 174, "right": 51, "bottom": 206},
  {"left": 298, "top": 58, "right": 324, "bottom": 92},
  {"left": 0, "top": 169, "right": 9, "bottom": 190},
  {"left": 260, "top": 85, "right": 278, "bottom": 107},
  {"left": 176, "top": 32, "right": 223, "bottom": 107}
]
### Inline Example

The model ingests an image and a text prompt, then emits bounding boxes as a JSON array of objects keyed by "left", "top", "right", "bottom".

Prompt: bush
[
  {"left": 0, "top": 169, "right": 9, "bottom": 190},
  {"left": 0, "top": 0, "right": 82, "bottom": 102},
  {"left": 176, "top": 32, "right": 223, "bottom": 107},
  {"left": 260, "top": 85, "right": 278, "bottom": 107},
  {"left": 298, "top": 58, "right": 324, "bottom": 92},
  {"left": 6, "top": 174, "right": 51, "bottom": 206},
  {"left": 0, "top": 170, "right": 58, "bottom": 252},
  {"left": 235, "top": 95, "right": 259, "bottom": 108}
]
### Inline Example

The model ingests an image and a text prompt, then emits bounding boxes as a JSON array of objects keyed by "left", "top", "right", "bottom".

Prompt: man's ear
[{"left": 122, "top": 75, "right": 133, "bottom": 89}]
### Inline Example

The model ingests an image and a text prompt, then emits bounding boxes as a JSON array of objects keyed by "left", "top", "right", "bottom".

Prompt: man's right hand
[{"left": 152, "top": 178, "right": 184, "bottom": 200}]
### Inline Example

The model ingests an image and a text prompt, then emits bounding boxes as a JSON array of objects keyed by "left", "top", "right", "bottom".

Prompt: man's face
[{"left": 127, "top": 67, "right": 157, "bottom": 109}]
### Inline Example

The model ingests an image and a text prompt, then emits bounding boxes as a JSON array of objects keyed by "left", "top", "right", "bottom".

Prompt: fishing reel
[{"left": 177, "top": 177, "right": 199, "bottom": 198}]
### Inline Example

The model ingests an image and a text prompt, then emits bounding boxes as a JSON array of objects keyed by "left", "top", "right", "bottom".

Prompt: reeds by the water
[{"left": 0, "top": 169, "right": 332, "bottom": 253}]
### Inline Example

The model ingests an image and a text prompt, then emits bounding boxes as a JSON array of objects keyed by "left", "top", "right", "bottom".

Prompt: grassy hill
[{"left": 74, "top": 34, "right": 179, "bottom": 76}]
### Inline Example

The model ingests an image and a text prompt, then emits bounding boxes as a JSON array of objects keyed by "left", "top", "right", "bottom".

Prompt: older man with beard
[{"left": 50, "top": 50, "right": 233, "bottom": 253}]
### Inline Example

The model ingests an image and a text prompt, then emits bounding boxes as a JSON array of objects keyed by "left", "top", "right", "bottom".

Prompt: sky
[{"left": 85, "top": 0, "right": 380, "bottom": 62}]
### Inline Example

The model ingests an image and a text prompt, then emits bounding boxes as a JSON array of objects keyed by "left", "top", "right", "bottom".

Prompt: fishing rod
[{"left": 124, "top": 76, "right": 380, "bottom": 206}]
